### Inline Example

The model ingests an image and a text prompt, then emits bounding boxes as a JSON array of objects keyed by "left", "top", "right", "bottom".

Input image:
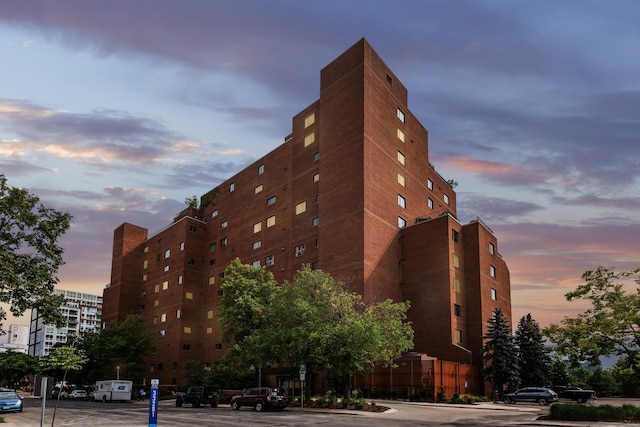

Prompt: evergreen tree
[
  {"left": 515, "top": 313, "right": 550, "bottom": 386},
  {"left": 549, "top": 357, "right": 570, "bottom": 386},
  {"left": 482, "top": 308, "right": 520, "bottom": 397}
]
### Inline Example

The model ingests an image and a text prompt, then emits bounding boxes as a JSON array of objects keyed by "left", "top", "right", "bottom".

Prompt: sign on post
[{"left": 148, "top": 379, "right": 159, "bottom": 427}]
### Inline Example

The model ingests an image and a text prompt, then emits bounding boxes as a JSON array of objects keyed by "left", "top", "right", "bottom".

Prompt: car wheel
[
  {"left": 231, "top": 401, "right": 240, "bottom": 410},
  {"left": 577, "top": 397, "right": 586, "bottom": 404},
  {"left": 176, "top": 398, "right": 183, "bottom": 407},
  {"left": 210, "top": 401, "right": 217, "bottom": 408},
  {"left": 537, "top": 398, "right": 547, "bottom": 406},
  {"left": 255, "top": 401, "right": 264, "bottom": 412},
  {"left": 192, "top": 398, "right": 200, "bottom": 408},
  {"left": 503, "top": 397, "right": 511, "bottom": 404}
]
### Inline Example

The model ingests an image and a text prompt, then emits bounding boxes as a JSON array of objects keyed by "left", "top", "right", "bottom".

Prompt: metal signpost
[
  {"left": 299, "top": 364, "right": 306, "bottom": 409},
  {"left": 148, "top": 379, "right": 159, "bottom": 427}
]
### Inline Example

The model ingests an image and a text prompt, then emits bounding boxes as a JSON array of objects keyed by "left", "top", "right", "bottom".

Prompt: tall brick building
[{"left": 103, "top": 39, "right": 511, "bottom": 395}]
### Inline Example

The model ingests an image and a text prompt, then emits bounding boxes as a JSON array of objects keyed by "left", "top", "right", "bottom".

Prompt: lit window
[
  {"left": 143, "top": 274, "right": 147, "bottom": 281},
  {"left": 185, "top": 292, "right": 193, "bottom": 300},
  {"left": 183, "top": 327, "right": 192, "bottom": 334},
  {"left": 164, "top": 249, "right": 170, "bottom": 259},
  {"left": 211, "top": 210, "right": 218, "bottom": 218},
  {"left": 453, "top": 253, "right": 460, "bottom": 268},
  {"left": 295, "top": 244, "right": 305, "bottom": 257},
  {"left": 178, "top": 275, "right": 183, "bottom": 284},
  {"left": 252, "top": 260, "right": 260, "bottom": 267},
  {"left": 254, "top": 184, "right": 263, "bottom": 194},
  {"left": 313, "top": 151, "right": 320, "bottom": 161},
  {"left": 208, "top": 276, "right": 215, "bottom": 285},
  {"left": 206, "top": 327, "right": 213, "bottom": 334},
  {"left": 253, "top": 222, "right": 262, "bottom": 233},
  {"left": 489, "top": 242, "right": 495, "bottom": 255},
  {"left": 490, "top": 265, "right": 496, "bottom": 278},
  {"left": 265, "top": 255, "right": 274, "bottom": 266},
  {"left": 154, "top": 284, "right": 160, "bottom": 293},
  {"left": 266, "top": 216, "right": 276, "bottom": 227},
  {"left": 491, "top": 288, "right": 497, "bottom": 301},
  {"left": 398, "top": 194, "right": 406, "bottom": 208},
  {"left": 304, "top": 112, "right": 315, "bottom": 128},
  {"left": 428, "top": 198, "right": 434, "bottom": 209},
  {"left": 398, "top": 173, "right": 405, "bottom": 187},
  {"left": 304, "top": 132, "right": 315, "bottom": 147},
  {"left": 397, "top": 128, "right": 405, "bottom": 142},
  {"left": 144, "top": 246, "right": 149, "bottom": 253},
  {"left": 154, "top": 300, "right": 159, "bottom": 307},
  {"left": 162, "top": 281, "right": 168, "bottom": 290},
  {"left": 455, "top": 329, "right": 462, "bottom": 344},
  {"left": 397, "top": 108, "right": 405, "bottom": 123},
  {"left": 252, "top": 241, "right": 261, "bottom": 250},
  {"left": 159, "top": 330, "right": 165, "bottom": 337},
  {"left": 295, "top": 201, "right": 307, "bottom": 215},
  {"left": 427, "top": 179, "right": 433, "bottom": 190},
  {"left": 221, "top": 220, "right": 228, "bottom": 229},
  {"left": 160, "top": 313, "right": 167, "bottom": 323},
  {"left": 454, "top": 304, "right": 462, "bottom": 317},
  {"left": 444, "top": 194, "right": 450, "bottom": 205},
  {"left": 398, "top": 217, "right": 406, "bottom": 228},
  {"left": 267, "top": 196, "right": 276, "bottom": 206},
  {"left": 229, "top": 182, "right": 235, "bottom": 192},
  {"left": 207, "top": 310, "right": 213, "bottom": 319},
  {"left": 312, "top": 217, "right": 319, "bottom": 227},
  {"left": 152, "top": 316, "right": 157, "bottom": 324},
  {"left": 453, "top": 278, "right": 461, "bottom": 292},
  {"left": 220, "top": 238, "right": 227, "bottom": 247},
  {"left": 313, "top": 173, "right": 319, "bottom": 182},
  {"left": 258, "top": 164, "right": 265, "bottom": 175},
  {"left": 176, "top": 309, "right": 181, "bottom": 318},
  {"left": 180, "top": 241, "right": 184, "bottom": 251},
  {"left": 143, "top": 260, "right": 148, "bottom": 269},
  {"left": 397, "top": 151, "right": 405, "bottom": 165}
]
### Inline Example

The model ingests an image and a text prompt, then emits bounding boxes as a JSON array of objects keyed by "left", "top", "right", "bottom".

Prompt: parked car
[
  {"left": 175, "top": 386, "right": 218, "bottom": 408},
  {"left": 231, "top": 387, "right": 288, "bottom": 412},
  {"left": 503, "top": 387, "right": 558, "bottom": 405},
  {"left": 550, "top": 385, "right": 596, "bottom": 403},
  {"left": 0, "top": 391, "right": 23, "bottom": 413},
  {"left": 67, "top": 390, "right": 88, "bottom": 400}
]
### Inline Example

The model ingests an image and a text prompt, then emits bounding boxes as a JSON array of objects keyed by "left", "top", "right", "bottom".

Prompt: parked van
[{"left": 93, "top": 380, "right": 133, "bottom": 402}]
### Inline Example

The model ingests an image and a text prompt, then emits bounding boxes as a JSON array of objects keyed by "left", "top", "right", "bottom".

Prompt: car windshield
[{"left": 0, "top": 392, "right": 19, "bottom": 400}]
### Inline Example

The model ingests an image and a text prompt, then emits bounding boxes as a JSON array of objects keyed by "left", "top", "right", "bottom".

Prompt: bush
[{"left": 549, "top": 403, "right": 640, "bottom": 422}]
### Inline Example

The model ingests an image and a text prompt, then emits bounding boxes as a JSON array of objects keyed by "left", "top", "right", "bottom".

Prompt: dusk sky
[{"left": 1, "top": 1, "right": 639, "bottom": 331}]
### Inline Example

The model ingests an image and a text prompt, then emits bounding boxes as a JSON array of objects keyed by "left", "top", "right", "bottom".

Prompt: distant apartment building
[
  {"left": 0, "top": 325, "right": 30, "bottom": 354},
  {"left": 28, "top": 289, "right": 103, "bottom": 357},
  {"left": 102, "top": 39, "right": 511, "bottom": 395}
]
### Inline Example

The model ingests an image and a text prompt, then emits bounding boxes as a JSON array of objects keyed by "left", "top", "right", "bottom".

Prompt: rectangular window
[
  {"left": 208, "top": 276, "right": 215, "bottom": 285},
  {"left": 154, "top": 300, "right": 159, "bottom": 307},
  {"left": 217, "top": 289, "right": 224, "bottom": 297},
  {"left": 444, "top": 194, "right": 450, "bottom": 205},
  {"left": 143, "top": 274, "right": 148, "bottom": 281},
  {"left": 453, "top": 278, "right": 461, "bottom": 292},
  {"left": 159, "top": 330, "right": 165, "bottom": 336},
  {"left": 266, "top": 215, "right": 276, "bottom": 227},
  {"left": 428, "top": 198, "right": 434, "bottom": 209},
  {"left": 253, "top": 222, "right": 262, "bottom": 233},
  {"left": 267, "top": 196, "right": 276, "bottom": 206},
  {"left": 254, "top": 184, "right": 263, "bottom": 194},
  {"left": 398, "top": 194, "right": 406, "bottom": 208},
  {"left": 312, "top": 217, "right": 319, "bottom": 227},
  {"left": 397, "top": 151, "right": 405, "bottom": 165},
  {"left": 164, "top": 249, "right": 170, "bottom": 259},
  {"left": 427, "top": 178, "right": 433, "bottom": 190},
  {"left": 211, "top": 209, "right": 218, "bottom": 218},
  {"left": 313, "top": 151, "right": 320, "bottom": 161},
  {"left": 398, "top": 173, "right": 405, "bottom": 187},
  {"left": 209, "top": 243, "right": 216, "bottom": 252},
  {"left": 178, "top": 275, "right": 183, "bottom": 285},
  {"left": 252, "top": 241, "right": 261, "bottom": 250},
  {"left": 398, "top": 217, "right": 406, "bottom": 228},
  {"left": 313, "top": 173, "right": 319, "bottom": 182},
  {"left": 180, "top": 241, "right": 184, "bottom": 251},
  {"left": 160, "top": 313, "right": 167, "bottom": 323},
  {"left": 221, "top": 220, "right": 228, "bottom": 229},
  {"left": 206, "top": 327, "right": 213, "bottom": 334},
  {"left": 491, "top": 288, "right": 497, "bottom": 300},
  {"left": 229, "top": 182, "right": 235, "bottom": 192},
  {"left": 144, "top": 246, "right": 149, "bottom": 253},
  {"left": 455, "top": 329, "right": 462, "bottom": 344},
  {"left": 252, "top": 260, "right": 260, "bottom": 267},
  {"left": 152, "top": 316, "right": 158, "bottom": 324},
  {"left": 397, "top": 128, "right": 405, "bottom": 142},
  {"left": 183, "top": 327, "right": 192, "bottom": 334},
  {"left": 265, "top": 255, "right": 274, "bottom": 266},
  {"left": 176, "top": 309, "right": 181, "bottom": 319},
  {"left": 220, "top": 238, "right": 227, "bottom": 247},
  {"left": 154, "top": 284, "right": 160, "bottom": 293},
  {"left": 489, "top": 242, "right": 495, "bottom": 255},
  {"left": 218, "top": 272, "right": 225, "bottom": 280},
  {"left": 183, "top": 344, "right": 191, "bottom": 351},
  {"left": 452, "top": 229, "right": 459, "bottom": 243},
  {"left": 295, "top": 201, "right": 307, "bottom": 215},
  {"left": 454, "top": 304, "right": 462, "bottom": 317},
  {"left": 143, "top": 260, "right": 148, "bottom": 269},
  {"left": 214, "top": 343, "right": 222, "bottom": 350},
  {"left": 258, "top": 163, "right": 265, "bottom": 175},
  {"left": 189, "top": 225, "right": 197, "bottom": 232},
  {"left": 207, "top": 310, "right": 214, "bottom": 319},
  {"left": 490, "top": 265, "right": 496, "bottom": 278},
  {"left": 162, "top": 281, "right": 169, "bottom": 290},
  {"left": 295, "top": 244, "right": 305, "bottom": 257},
  {"left": 304, "top": 132, "right": 315, "bottom": 147},
  {"left": 304, "top": 112, "right": 315, "bottom": 128},
  {"left": 397, "top": 108, "right": 405, "bottom": 123},
  {"left": 185, "top": 292, "right": 193, "bottom": 300},
  {"left": 187, "top": 258, "right": 195, "bottom": 265},
  {"left": 453, "top": 253, "right": 460, "bottom": 268}
]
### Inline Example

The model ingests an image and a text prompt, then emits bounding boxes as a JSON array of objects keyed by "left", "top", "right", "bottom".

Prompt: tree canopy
[
  {"left": 515, "top": 313, "right": 550, "bottom": 387},
  {"left": 482, "top": 308, "right": 519, "bottom": 395},
  {"left": 218, "top": 259, "right": 414, "bottom": 393},
  {"left": 0, "top": 352, "right": 40, "bottom": 390},
  {"left": 0, "top": 174, "right": 71, "bottom": 328},
  {"left": 544, "top": 266, "right": 640, "bottom": 373}
]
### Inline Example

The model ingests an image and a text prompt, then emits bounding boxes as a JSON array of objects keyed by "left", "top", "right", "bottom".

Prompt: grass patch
[{"left": 549, "top": 403, "right": 640, "bottom": 422}]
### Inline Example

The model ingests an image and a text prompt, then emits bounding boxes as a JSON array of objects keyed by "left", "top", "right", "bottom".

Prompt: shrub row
[{"left": 550, "top": 403, "right": 640, "bottom": 422}]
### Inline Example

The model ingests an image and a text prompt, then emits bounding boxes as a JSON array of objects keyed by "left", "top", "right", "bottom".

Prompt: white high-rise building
[
  {"left": 28, "top": 289, "right": 103, "bottom": 357},
  {"left": 0, "top": 324, "right": 30, "bottom": 353}
]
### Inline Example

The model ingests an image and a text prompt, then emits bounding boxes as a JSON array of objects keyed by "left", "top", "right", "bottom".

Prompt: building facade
[
  {"left": 28, "top": 289, "right": 103, "bottom": 357},
  {"left": 103, "top": 39, "right": 511, "bottom": 394},
  {"left": 0, "top": 324, "right": 30, "bottom": 354}
]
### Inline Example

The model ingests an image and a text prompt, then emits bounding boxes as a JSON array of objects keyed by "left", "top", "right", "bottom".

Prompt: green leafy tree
[
  {"left": 77, "top": 314, "right": 155, "bottom": 384},
  {"left": 544, "top": 267, "right": 640, "bottom": 374},
  {"left": 482, "top": 308, "right": 520, "bottom": 397},
  {"left": 515, "top": 313, "right": 550, "bottom": 387},
  {"left": 0, "top": 174, "right": 72, "bottom": 329},
  {"left": 0, "top": 351, "right": 40, "bottom": 390},
  {"left": 549, "top": 357, "right": 570, "bottom": 386}
]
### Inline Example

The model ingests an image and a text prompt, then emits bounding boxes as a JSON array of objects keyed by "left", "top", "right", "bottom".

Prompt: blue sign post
[{"left": 148, "top": 379, "right": 159, "bottom": 427}]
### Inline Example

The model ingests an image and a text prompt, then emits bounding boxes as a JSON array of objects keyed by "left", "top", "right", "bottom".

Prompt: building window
[
  {"left": 253, "top": 222, "right": 262, "bottom": 233},
  {"left": 313, "top": 151, "right": 320, "bottom": 161},
  {"left": 180, "top": 241, "right": 184, "bottom": 251},
  {"left": 187, "top": 258, "right": 195, "bottom": 265},
  {"left": 313, "top": 173, "right": 319, "bottom": 182},
  {"left": 296, "top": 201, "right": 307, "bottom": 215},
  {"left": 164, "top": 249, "right": 170, "bottom": 259},
  {"left": 398, "top": 194, "right": 406, "bottom": 208},
  {"left": 428, "top": 198, "right": 434, "bottom": 209},
  {"left": 189, "top": 225, "right": 197, "bottom": 232},
  {"left": 254, "top": 184, "right": 263, "bottom": 194},
  {"left": 185, "top": 292, "right": 193, "bottom": 300},
  {"left": 295, "top": 244, "right": 305, "bottom": 257},
  {"left": 206, "top": 327, "right": 213, "bottom": 334},
  {"left": 208, "top": 258, "right": 215, "bottom": 265},
  {"left": 398, "top": 173, "right": 405, "bottom": 187},
  {"left": 397, "top": 151, "right": 405, "bottom": 166},
  {"left": 252, "top": 241, "right": 262, "bottom": 250},
  {"left": 452, "top": 253, "right": 460, "bottom": 268},
  {"left": 220, "top": 238, "right": 227, "bottom": 247},
  {"left": 491, "top": 288, "right": 497, "bottom": 301},
  {"left": 252, "top": 260, "right": 260, "bottom": 267},
  {"left": 178, "top": 275, "right": 183, "bottom": 285},
  {"left": 207, "top": 310, "right": 214, "bottom": 319},
  {"left": 143, "top": 260, "right": 148, "bottom": 269},
  {"left": 490, "top": 265, "right": 496, "bottom": 278},
  {"left": 304, "top": 112, "right": 315, "bottom": 128},
  {"left": 173, "top": 362, "right": 178, "bottom": 371},
  {"left": 221, "top": 220, "right": 228, "bottom": 229},
  {"left": 454, "top": 304, "right": 462, "bottom": 317},
  {"left": 163, "top": 265, "right": 169, "bottom": 272},
  {"left": 229, "top": 182, "right": 235, "bottom": 192},
  {"left": 215, "top": 343, "right": 223, "bottom": 350},
  {"left": 397, "top": 128, "right": 405, "bottom": 142},
  {"left": 209, "top": 243, "right": 216, "bottom": 252},
  {"left": 452, "top": 229, "right": 459, "bottom": 243},
  {"left": 489, "top": 242, "right": 495, "bottom": 255},
  {"left": 265, "top": 255, "right": 274, "bottom": 266},
  {"left": 217, "top": 289, "right": 224, "bottom": 297},
  {"left": 154, "top": 300, "right": 159, "bottom": 307},
  {"left": 397, "top": 108, "right": 405, "bottom": 123},
  {"left": 160, "top": 313, "right": 166, "bottom": 323},
  {"left": 144, "top": 246, "right": 149, "bottom": 253},
  {"left": 267, "top": 196, "right": 276, "bottom": 206},
  {"left": 159, "top": 330, "right": 165, "bottom": 337},
  {"left": 304, "top": 132, "right": 315, "bottom": 147},
  {"left": 444, "top": 193, "right": 450, "bottom": 205},
  {"left": 176, "top": 309, "right": 181, "bottom": 318},
  {"left": 258, "top": 163, "right": 265, "bottom": 175},
  {"left": 453, "top": 278, "right": 461, "bottom": 292},
  {"left": 218, "top": 272, "right": 225, "bottom": 280},
  {"left": 152, "top": 316, "right": 158, "bottom": 324},
  {"left": 427, "top": 178, "right": 433, "bottom": 190},
  {"left": 312, "top": 217, "right": 319, "bottom": 227},
  {"left": 211, "top": 209, "right": 218, "bottom": 218},
  {"left": 143, "top": 274, "right": 148, "bottom": 281},
  {"left": 182, "top": 344, "right": 191, "bottom": 351},
  {"left": 183, "top": 327, "right": 192, "bottom": 334},
  {"left": 162, "top": 281, "right": 169, "bottom": 290},
  {"left": 455, "top": 329, "right": 462, "bottom": 344},
  {"left": 208, "top": 276, "right": 215, "bottom": 285},
  {"left": 398, "top": 217, "right": 406, "bottom": 228},
  {"left": 266, "top": 215, "right": 276, "bottom": 227}
]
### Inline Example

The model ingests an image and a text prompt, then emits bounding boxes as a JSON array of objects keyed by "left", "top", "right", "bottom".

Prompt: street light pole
[{"left": 117, "top": 366, "right": 120, "bottom": 380}]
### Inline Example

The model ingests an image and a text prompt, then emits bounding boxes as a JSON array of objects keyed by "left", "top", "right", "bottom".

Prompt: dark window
[
  {"left": 452, "top": 229, "right": 459, "bottom": 243},
  {"left": 183, "top": 344, "right": 191, "bottom": 351},
  {"left": 187, "top": 258, "right": 195, "bottom": 265},
  {"left": 454, "top": 304, "right": 462, "bottom": 317}
]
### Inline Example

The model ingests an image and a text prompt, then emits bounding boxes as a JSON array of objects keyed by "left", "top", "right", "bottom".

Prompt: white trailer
[{"left": 94, "top": 380, "right": 133, "bottom": 402}]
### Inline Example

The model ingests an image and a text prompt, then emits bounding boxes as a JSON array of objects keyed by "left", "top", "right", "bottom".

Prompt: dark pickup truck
[
  {"left": 551, "top": 386, "right": 597, "bottom": 403},
  {"left": 175, "top": 386, "right": 219, "bottom": 408}
]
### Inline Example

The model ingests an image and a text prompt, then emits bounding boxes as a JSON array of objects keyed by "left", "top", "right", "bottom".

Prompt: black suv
[
  {"left": 503, "top": 387, "right": 558, "bottom": 405},
  {"left": 231, "top": 387, "right": 288, "bottom": 412},
  {"left": 175, "top": 386, "right": 219, "bottom": 408}
]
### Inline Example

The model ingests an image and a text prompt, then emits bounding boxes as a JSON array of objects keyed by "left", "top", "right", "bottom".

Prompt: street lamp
[{"left": 116, "top": 366, "right": 120, "bottom": 380}]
